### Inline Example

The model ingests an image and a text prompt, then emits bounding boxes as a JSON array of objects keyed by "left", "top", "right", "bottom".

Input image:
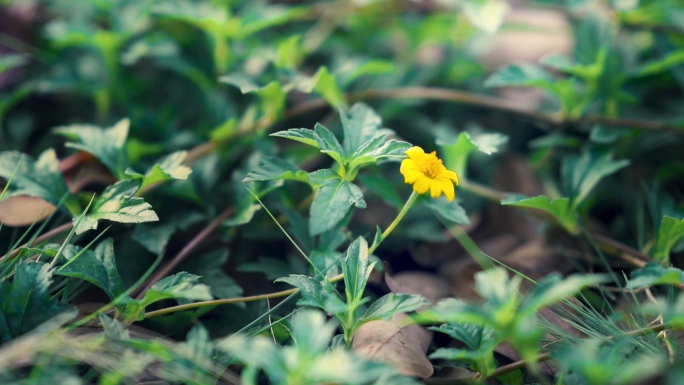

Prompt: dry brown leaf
[
  {"left": 385, "top": 271, "right": 451, "bottom": 305},
  {"left": 0, "top": 196, "right": 56, "bottom": 226},
  {"left": 352, "top": 319, "right": 434, "bottom": 379}
]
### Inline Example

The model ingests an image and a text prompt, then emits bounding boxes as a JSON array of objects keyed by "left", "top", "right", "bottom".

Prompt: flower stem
[{"left": 369, "top": 191, "right": 418, "bottom": 254}]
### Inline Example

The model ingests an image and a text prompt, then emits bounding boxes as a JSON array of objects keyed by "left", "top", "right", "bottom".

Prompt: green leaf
[
  {"left": 520, "top": 273, "right": 609, "bottom": 315},
  {"left": 218, "top": 73, "right": 260, "bottom": 93},
  {"left": 651, "top": 216, "right": 684, "bottom": 264},
  {"left": 358, "top": 293, "right": 428, "bottom": 323},
  {"left": 627, "top": 262, "right": 684, "bottom": 289},
  {"left": 502, "top": 195, "right": 577, "bottom": 233},
  {"left": 125, "top": 151, "right": 192, "bottom": 191},
  {"left": 342, "top": 237, "right": 374, "bottom": 305},
  {"left": 74, "top": 179, "right": 159, "bottom": 234},
  {"left": 484, "top": 64, "right": 554, "bottom": 88},
  {"left": 54, "top": 118, "right": 130, "bottom": 179},
  {"left": 243, "top": 156, "right": 308, "bottom": 183},
  {"left": 424, "top": 197, "right": 470, "bottom": 225},
  {"left": 291, "top": 309, "right": 340, "bottom": 355},
  {"left": 275, "top": 275, "right": 347, "bottom": 315},
  {"left": 429, "top": 322, "right": 496, "bottom": 352},
  {"left": 438, "top": 131, "right": 508, "bottom": 177},
  {"left": 357, "top": 174, "right": 403, "bottom": 209},
  {"left": 314, "top": 123, "right": 345, "bottom": 165},
  {"left": 180, "top": 250, "right": 243, "bottom": 300},
  {"left": 0, "top": 54, "right": 26, "bottom": 75},
  {"left": 270, "top": 128, "right": 320, "bottom": 148},
  {"left": 307, "top": 169, "right": 341, "bottom": 187},
  {"left": 0, "top": 149, "right": 78, "bottom": 214},
  {"left": 309, "top": 178, "right": 366, "bottom": 236},
  {"left": 140, "top": 272, "right": 213, "bottom": 308},
  {"left": 342, "top": 60, "right": 395, "bottom": 84},
  {"left": 275, "top": 35, "right": 303, "bottom": 70},
  {"left": 0, "top": 261, "right": 74, "bottom": 342},
  {"left": 632, "top": 49, "right": 684, "bottom": 78},
  {"left": 313, "top": 66, "right": 345, "bottom": 107},
  {"left": 132, "top": 212, "right": 204, "bottom": 255},
  {"left": 56, "top": 238, "right": 125, "bottom": 299},
  {"left": 339, "top": 102, "right": 383, "bottom": 155},
  {"left": 562, "top": 149, "right": 630, "bottom": 206}
]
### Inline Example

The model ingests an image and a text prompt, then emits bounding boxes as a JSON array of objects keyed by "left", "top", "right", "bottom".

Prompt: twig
[{"left": 134, "top": 206, "right": 236, "bottom": 298}]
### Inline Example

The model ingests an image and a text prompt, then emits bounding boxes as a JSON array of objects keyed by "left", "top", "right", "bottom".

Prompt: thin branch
[{"left": 134, "top": 206, "right": 236, "bottom": 298}]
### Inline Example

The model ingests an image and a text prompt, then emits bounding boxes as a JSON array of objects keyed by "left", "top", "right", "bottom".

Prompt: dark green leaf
[
  {"left": 651, "top": 216, "right": 684, "bottom": 264},
  {"left": 359, "top": 293, "right": 428, "bottom": 323},
  {"left": 309, "top": 178, "right": 366, "bottom": 236},
  {"left": 56, "top": 238, "right": 125, "bottom": 299},
  {"left": 502, "top": 195, "right": 577, "bottom": 233},
  {"left": 339, "top": 102, "right": 383, "bottom": 155},
  {"left": 562, "top": 149, "right": 630, "bottom": 206},
  {"left": 275, "top": 274, "right": 347, "bottom": 314},
  {"left": 140, "top": 272, "right": 213, "bottom": 308},
  {"left": 342, "top": 237, "right": 373, "bottom": 305},
  {"left": 270, "top": 128, "right": 320, "bottom": 148},
  {"left": 314, "top": 123, "right": 345, "bottom": 165},
  {"left": 627, "top": 262, "right": 684, "bottom": 289},
  {"left": 243, "top": 156, "right": 308, "bottom": 183},
  {"left": 424, "top": 197, "right": 470, "bottom": 225}
]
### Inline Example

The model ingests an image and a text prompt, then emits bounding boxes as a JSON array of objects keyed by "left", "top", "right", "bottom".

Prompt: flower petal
[
  {"left": 441, "top": 179, "right": 455, "bottom": 201},
  {"left": 429, "top": 179, "right": 443, "bottom": 198},
  {"left": 412, "top": 176, "right": 430, "bottom": 194},
  {"left": 405, "top": 146, "right": 426, "bottom": 161},
  {"left": 438, "top": 169, "right": 459, "bottom": 184}
]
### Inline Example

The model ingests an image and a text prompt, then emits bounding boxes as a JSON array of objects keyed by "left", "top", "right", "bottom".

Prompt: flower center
[{"left": 420, "top": 151, "right": 442, "bottom": 178}]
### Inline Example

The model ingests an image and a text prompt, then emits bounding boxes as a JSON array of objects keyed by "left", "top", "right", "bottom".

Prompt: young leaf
[
  {"left": 74, "top": 179, "right": 159, "bottom": 234},
  {"left": 309, "top": 178, "right": 366, "bottom": 236},
  {"left": 631, "top": 49, "right": 684, "bottom": 78},
  {"left": 314, "top": 123, "right": 345, "bottom": 165},
  {"left": 0, "top": 149, "right": 78, "bottom": 215},
  {"left": 342, "top": 237, "right": 374, "bottom": 305},
  {"left": 180, "top": 250, "right": 243, "bottom": 300},
  {"left": 562, "top": 149, "right": 629, "bottom": 206},
  {"left": 54, "top": 118, "right": 130, "bottom": 179},
  {"left": 270, "top": 128, "right": 320, "bottom": 148},
  {"left": 358, "top": 293, "right": 428, "bottom": 323},
  {"left": 56, "top": 238, "right": 125, "bottom": 299},
  {"left": 651, "top": 216, "right": 684, "bottom": 265},
  {"left": 242, "top": 156, "right": 308, "bottom": 183},
  {"left": 275, "top": 35, "right": 303, "bottom": 70},
  {"left": 502, "top": 195, "right": 577, "bottom": 233},
  {"left": 307, "top": 169, "right": 341, "bottom": 187},
  {"left": 125, "top": 151, "right": 192, "bottom": 191},
  {"left": 348, "top": 136, "right": 412, "bottom": 170},
  {"left": 438, "top": 131, "right": 508, "bottom": 177},
  {"left": 0, "top": 262, "right": 74, "bottom": 341},
  {"left": 627, "top": 262, "right": 684, "bottom": 289}
]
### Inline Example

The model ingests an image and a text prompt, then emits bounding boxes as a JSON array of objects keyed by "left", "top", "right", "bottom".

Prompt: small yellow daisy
[{"left": 400, "top": 146, "right": 459, "bottom": 201}]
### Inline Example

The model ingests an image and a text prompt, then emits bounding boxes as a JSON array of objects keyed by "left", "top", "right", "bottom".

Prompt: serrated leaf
[
  {"left": 424, "top": 197, "right": 470, "bottom": 225},
  {"left": 359, "top": 293, "right": 428, "bottom": 323},
  {"left": 429, "top": 322, "right": 496, "bottom": 352},
  {"left": 562, "top": 149, "right": 630, "bottom": 206},
  {"left": 309, "top": 178, "right": 366, "bottom": 236},
  {"left": 348, "top": 137, "right": 412, "bottom": 170},
  {"left": 0, "top": 261, "right": 74, "bottom": 342},
  {"left": 314, "top": 123, "right": 345, "bottom": 165},
  {"left": 132, "top": 212, "right": 204, "bottom": 255},
  {"left": 270, "top": 128, "right": 320, "bottom": 148},
  {"left": 627, "top": 262, "right": 684, "bottom": 289},
  {"left": 74, "top": 179, "right": 159, "bottom": 234},
  {"left": 342, "top": 237, "right": 374, "bottom": 305},
  {"left": 56, "top": 238, "right": 125, "bottom": 299},
  {"left": 140, "top": 272, "right": 213, "bottom": 308},
  {"left": 54, "top": 118, "right": 130, "bottom": 179},
  {"left": 339, "top": 102, "right": 383, "bottom": 154},
  {"left": 358, "top": 174, "right": 403, "bottom": 209},
  {"left": 0, "top": 149, "right": 78, "bottom": 215},
  {"left": 275, "top": 274, "right": 347, "bottom": 315},
  {"left": 502, "top": 195, "right": 577, "bottom": 233},
  {"left": 651, "top": 216, "right": 684, "bottom": 264},
  {"left": 484, "top": 64, "right": 554, "bottom": 88},
  {"left": 242, "top": 156, "right": 308, "bottom": 183}
]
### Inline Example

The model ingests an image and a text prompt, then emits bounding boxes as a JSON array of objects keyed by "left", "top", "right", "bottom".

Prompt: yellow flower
[{"left": 400, "top": 146, "right": 459, "bottom": 201}]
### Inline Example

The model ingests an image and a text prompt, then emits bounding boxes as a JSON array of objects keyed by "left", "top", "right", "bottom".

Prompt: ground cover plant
[{"left": 1, "top": 0, "right": 684, "bottom": 384}]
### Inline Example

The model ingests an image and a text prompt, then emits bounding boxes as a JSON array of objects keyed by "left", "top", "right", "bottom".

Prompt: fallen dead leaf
[
  {"left": 352, "top": 319, "right": 434, "bottom": 379},
  {"left": 0, "top": 196, "right": 56, "bottom": 226}
]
